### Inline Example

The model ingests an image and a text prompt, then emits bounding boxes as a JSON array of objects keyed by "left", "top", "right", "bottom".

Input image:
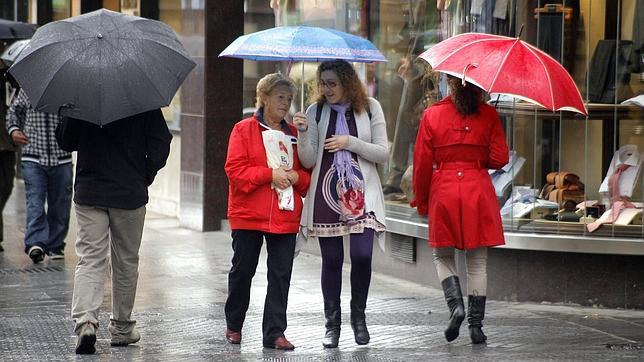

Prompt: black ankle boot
[
  {"left": 441, "top": 276, "right": 465, "bottom": 342},
  {"left": 350, "top": 299, "right": 370, "bottom": 345},
  {"left": 468, "top": 295, "right": 487, "bottom": 344},
  {"left": 322, "top": 299, "right": 341, "bottom": 348}
]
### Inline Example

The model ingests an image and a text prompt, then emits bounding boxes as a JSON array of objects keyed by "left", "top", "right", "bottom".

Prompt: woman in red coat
[
  {"left": 224, "top": 73, "right": 310, "bottom": 350},
  {"left": 412, "top": 75, "right": 509, "bottom": 344}
]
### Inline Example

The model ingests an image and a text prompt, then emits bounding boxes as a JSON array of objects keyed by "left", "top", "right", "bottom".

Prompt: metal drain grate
[
  {"left": 605, "top": 343, "right": 643, "bottom": 350},
  {"left": 0, "top": 265, "right": 65, "bottom": 275},
  {"left": 390, "top": 233, "right": 416, "bottom": 263}
]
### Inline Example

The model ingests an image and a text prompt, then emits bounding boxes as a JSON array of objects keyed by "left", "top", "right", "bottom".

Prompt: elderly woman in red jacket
[
  {"left": 224, "top": 73, "right": 310, "bottom": 350},
  {"left": 412, "top": 75, "right": 509, "bottom": 344}
]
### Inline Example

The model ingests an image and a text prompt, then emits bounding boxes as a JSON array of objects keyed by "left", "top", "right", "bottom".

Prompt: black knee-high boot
[
  {"left": 468, "top": 295, "right": 487, "bottom": 344},
  {"left": 350, "top": 298, "right": 370, "bottom": 345},
  {"left": 322, "top": 299, "right": 341, "bottom": 348},
  {"left": 441, "top": 276, "right": 465, "bottom": 342}
]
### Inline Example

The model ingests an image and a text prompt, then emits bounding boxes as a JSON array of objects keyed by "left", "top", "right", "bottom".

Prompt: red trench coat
[{"left": 411, "top": 97, "right": 509, "bottom": 250}]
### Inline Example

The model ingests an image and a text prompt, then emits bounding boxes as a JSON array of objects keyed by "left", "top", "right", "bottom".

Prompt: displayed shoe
[
  {"left": 48, "top": 250, "right": 65, "bottom": 260},
  {"left": 110, "top": 327, "right": 141, "bottom": 346},
  {"left": 75, "top": 322, "right": 97, "bottom": 355},
  {"left": 28, "top": 246, "right": 45, "bottom": 264},
  {"left": 225, "top": 329, "right": 241, "bottom": 344},
  {"left": 441, "top": 275, "right": 465, "bottom": 342},
  {"left": 263, "top": 336, "right": 295, "bottom": 350}
]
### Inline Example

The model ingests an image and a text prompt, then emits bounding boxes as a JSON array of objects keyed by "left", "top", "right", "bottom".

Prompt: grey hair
[{"left": 255, "top": 73, "right": 298, "bottom": 108}]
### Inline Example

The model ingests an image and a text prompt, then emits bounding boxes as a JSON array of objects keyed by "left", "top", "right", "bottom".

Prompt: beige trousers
[
  {"left": 432, "top": 246, "right": 488, "bottom": 296},
  {"left": 71, "top": 203, "right": 146, "bottom": 335}
]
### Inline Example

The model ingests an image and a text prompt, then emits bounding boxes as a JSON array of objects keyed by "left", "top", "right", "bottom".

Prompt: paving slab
[{"left": 0, "top": 182, "right": 642, "bottom": 361}]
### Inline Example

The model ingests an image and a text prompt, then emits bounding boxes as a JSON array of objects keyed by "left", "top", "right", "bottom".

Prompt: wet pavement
[{"left": 1, "top": 181, "right": 643, "bottom": 361}]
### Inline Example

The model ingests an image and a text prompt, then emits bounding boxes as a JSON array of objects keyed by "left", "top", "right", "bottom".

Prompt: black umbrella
[
  {"left": 0, "top": 19, "right": 36, "bottom": 40},
  {"left": 9, "top": 9, "right": 195, "bottom": 126},
  {"left": 1, "top": 39, "right": 29, "bottom": 68}
]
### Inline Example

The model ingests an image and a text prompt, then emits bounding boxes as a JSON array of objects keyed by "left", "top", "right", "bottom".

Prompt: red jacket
[
  {"left": 411, "top": 97, "right": 509, "bottom": 249},
  {"left": 225, "top": 116, "right": 310, "bottom": 234}
]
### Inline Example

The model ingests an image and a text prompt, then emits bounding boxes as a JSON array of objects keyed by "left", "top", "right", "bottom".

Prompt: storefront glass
[
  {"left": 159, "top": 0, "right": 183, "bottom": 130},
  {"left": 245, "top": 0, "right": 643, "bottom": 240},
  {"left": 52, "top": 0, "right": 70, "bottom": 20}
]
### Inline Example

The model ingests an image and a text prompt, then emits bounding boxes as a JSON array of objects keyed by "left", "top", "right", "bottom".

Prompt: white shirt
[{"left": 598, "top": 144, "right": 643, "bottom": 199}]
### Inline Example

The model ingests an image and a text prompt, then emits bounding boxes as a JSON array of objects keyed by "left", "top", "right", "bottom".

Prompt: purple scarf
[{"left": 327, "top": 103, "right": 363, "bottom": 193}]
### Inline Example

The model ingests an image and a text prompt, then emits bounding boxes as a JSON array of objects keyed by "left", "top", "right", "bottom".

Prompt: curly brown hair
[
  {"left": 314, "top": 60, "right": 369, "bottom": 114},
  {"left": 447, "top": 75, "right": 483, "bottom": 116}
]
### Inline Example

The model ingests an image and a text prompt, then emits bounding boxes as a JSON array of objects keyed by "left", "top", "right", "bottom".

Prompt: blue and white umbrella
[
  {"left": 219, "top": 25, "right": 387, "bottom": 110},
  {"left": 219, "top": 25, "right": 386, "bottom": 63}
]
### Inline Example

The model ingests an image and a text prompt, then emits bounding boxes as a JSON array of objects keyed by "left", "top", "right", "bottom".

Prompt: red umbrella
[{"left": 418, "top": 32, "right": 587, "bottom": 115}]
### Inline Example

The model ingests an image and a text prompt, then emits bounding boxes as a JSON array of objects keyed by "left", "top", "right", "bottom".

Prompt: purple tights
[{"left": 318, "top": 228, "right": 374, "bottom": 303}]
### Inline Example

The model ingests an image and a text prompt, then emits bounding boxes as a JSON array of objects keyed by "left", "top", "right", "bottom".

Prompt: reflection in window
[
  {"left": 52, "top": 0, "right": 69, "bottom": 21},
  {"left": 121, "top": 0, "right": 140, "bottom": 16},
  {"left": 159, "top": 0, "right": 182, "bottom": 130}
]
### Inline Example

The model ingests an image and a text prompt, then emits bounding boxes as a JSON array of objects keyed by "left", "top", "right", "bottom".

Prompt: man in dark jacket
[{"left": 56, "top": 109, "right": 172, "bottom": 354}]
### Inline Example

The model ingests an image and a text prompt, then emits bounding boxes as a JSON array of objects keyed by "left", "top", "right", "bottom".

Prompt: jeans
[{"left": 21, "top": 161, "right": 73, "bottom": 254}]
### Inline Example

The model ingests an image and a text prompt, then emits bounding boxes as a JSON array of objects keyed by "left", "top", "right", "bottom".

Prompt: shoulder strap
[
  {"left": 315, "top": 101, "right": 324, "bottom": 124},
  {"left": 315, "top": 100, "right": 372, "bottom": 123}
]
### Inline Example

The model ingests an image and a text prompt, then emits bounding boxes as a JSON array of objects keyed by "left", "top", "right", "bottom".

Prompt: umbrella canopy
[
  {"left": 219, "top": 25, "right": 386, "bottom": 63},
  {"left": 0, "top": 19, "right": 36, "bottom": 40},
  {"left": 418, "top": 32, "right": 587, "bottom": 115},
  {"left": 1, "top": 39, "right": 29, "bottom": 68},
  {"left": 9, "top": 9, "right": 195, "bottom": 126}
]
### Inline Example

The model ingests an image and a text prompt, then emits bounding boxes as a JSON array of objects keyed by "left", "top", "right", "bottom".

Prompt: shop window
[
  {"left": 52, "top": 0, "right": 70, "bottom": 21},
  {"left": 370, "top": 0, "right": 642, "bottom": 240},
  {"left": 121, "top": 0, "right": 140, "bottom": 16},
  {"left": 245, "top": 1, "right": 643, "bottom": 240}
]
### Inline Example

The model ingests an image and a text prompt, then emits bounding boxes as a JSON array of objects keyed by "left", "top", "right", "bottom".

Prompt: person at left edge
[
  {"left": 6, "top": 88, "right": 72, "bottom": 263},
  {"left": 224, "top": 73, "right": 310, "bottom": 350},
  {"left": 56, "top": 109, "right": 172, "bottom": 354}
]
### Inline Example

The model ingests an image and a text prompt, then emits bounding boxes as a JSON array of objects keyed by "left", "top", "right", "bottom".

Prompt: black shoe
[
  {"left": 28, "top": 246, "right": 45, "bottom": 263},
  {"left": 382, "top": 185, "right": 403, "bottom": 195},
  {"left": 468, "top": 295, "right": 488, "bottom": 344},
  {"left": 441, "top": 276, "right": 465, "bottom": 342},
  {"left": 0, "top": 243, "right": 3, "bottom": 252},
  {"left": 75, "top": 322, "right": 97, "bottom": 354},
  {"left": 322, "top": 299, "right": 341, "bottom": 348},
  {"left": 48, "top": 250, "right": 65, "bottom": 260}
]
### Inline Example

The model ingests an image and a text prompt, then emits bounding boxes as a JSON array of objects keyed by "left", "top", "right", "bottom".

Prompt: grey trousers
[
  {"left": 71, "top": 203, "right": 146, "bottom": 335},
  {"left": 432, "top": 247, "right": 488, "bottom": 296}
]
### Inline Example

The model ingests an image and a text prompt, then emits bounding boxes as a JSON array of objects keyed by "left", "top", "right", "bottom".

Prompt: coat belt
[{"left": 437, "top": 161, "right": 485, "bottom": 170}]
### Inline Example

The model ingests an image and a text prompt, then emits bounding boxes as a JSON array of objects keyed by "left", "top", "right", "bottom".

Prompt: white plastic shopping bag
[{"left": 262, "top": 129, "right": 294, "bottom": 211}]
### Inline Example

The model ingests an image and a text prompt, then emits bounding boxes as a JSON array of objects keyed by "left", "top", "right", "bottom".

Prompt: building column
[{"left": 179, "top": 1, "right": 243, "bottom": 231}]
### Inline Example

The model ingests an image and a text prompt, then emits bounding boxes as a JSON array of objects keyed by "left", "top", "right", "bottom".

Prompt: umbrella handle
[
  {"left": 462, "top": 63, "right": 478, "bottom": 86},
  {"left": 57, "top": 103, "right": 75, "bottom": 117}
]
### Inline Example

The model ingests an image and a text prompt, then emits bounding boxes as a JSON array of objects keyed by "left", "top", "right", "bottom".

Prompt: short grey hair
[{"left": 255, "top": 73, "right": 298, "bottom": 108}]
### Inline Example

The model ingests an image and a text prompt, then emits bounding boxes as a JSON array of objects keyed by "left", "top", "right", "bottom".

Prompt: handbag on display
[{"left": 539, "top": 171, "right": 585, "bottom": 206}]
